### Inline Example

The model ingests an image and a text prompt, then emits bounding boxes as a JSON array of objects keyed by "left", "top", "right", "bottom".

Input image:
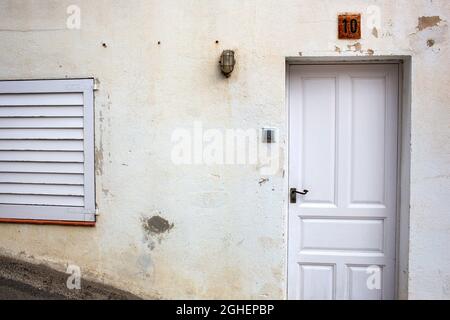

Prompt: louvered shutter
[{"left": 0, "top": 79, "right": 95, "bottom": 222}]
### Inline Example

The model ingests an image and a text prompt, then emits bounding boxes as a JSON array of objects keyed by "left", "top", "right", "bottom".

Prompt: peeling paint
[
  {"left": 409, "top": 16, "right": 447, "bottom": 53},
  {"left": 142, "top": 215, "right": 174, "bottom": 235},
  {"left": 347, "top": 42, "right": 362, "bottom": 53},
  {"left": 141, "top": 214, "right": 174, "bottom": 251},
  {"left": 94, "top": 146, "right": 104, "bottom": 175},
  {"left": 367, "top": 49, "right": 375, "bottom": 55},
  {"left": 417, "top": 16, "right": 443, "bottom": 31},
  {"left": 372, "top": 27, "right": 378, "bottom": 38}
]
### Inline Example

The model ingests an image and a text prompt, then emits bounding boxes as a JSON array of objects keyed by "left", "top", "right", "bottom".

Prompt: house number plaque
[{"left": 338, "top": 13, "right": 361, "bottom": 39}]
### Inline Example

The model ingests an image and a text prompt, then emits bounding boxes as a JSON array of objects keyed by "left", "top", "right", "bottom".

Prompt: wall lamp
[{"left": 219, "top": 50, "right": 235, "bottom": 78}]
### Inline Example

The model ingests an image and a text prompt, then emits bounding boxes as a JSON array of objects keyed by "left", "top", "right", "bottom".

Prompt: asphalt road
[
  {"left": 0, "top": 255, "right": 140, "bottom": 300},
  {"left": 0, "top": 277, "right": 64, "bottom": 300}
]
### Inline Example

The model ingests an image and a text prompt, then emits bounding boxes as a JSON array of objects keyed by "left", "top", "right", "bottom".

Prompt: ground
[
  {"left": 0, "top": 255, "right": 140, "bottom": 300},
  {"left": 0, "top": 277, "right": 64, "bottom": 299}
]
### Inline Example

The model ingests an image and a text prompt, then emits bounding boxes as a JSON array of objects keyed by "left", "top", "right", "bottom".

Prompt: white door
[{"left": 288, "top": 64, "right": 399, "bottom": 300}]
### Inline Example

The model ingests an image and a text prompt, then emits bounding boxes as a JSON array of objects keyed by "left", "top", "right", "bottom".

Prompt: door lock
[{"left": 290, "top": 188, "right": 309, "bottom": 203}]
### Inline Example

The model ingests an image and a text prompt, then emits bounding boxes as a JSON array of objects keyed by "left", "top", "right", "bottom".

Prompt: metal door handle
[{"left": 290, "top": 188, "right": 309, "bottom": 203}]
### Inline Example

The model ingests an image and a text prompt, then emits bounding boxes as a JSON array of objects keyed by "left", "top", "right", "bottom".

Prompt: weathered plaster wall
[{"left": 0, "top": 0, "right": 448, "bottom": 299}]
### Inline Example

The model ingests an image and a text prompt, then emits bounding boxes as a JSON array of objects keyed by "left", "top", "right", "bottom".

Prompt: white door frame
[{"left": 285, "top": 57, "right": 411, "bottom": 300}]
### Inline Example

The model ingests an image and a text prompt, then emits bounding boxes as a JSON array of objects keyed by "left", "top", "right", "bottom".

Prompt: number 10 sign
[{"left": 338, "top": 13, "right": 361, "bottom": 39}]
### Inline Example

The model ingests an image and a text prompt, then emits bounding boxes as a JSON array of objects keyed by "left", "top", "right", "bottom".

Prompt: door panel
[
  {"left": 300, "top": 218, "right": 384, "bottom": 252},
  {"left": 301, "top": 78, "right": 337, "bottom": 205},
  {"left": 288, "top": 64, "right": 399, "bottom": 300},
  {"left": 299, "top": 264, "right": 335, "bottom": 300},
  {"left": 351, "top": 77, "right": 387, "bottom": 205}
]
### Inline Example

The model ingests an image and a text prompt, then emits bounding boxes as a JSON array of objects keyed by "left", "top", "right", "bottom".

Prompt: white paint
[
  {"left": 288, "top": 64, "right": 398, "bottom": 299},
  {"left": 0, "top": 79, "right": 95, "bottom": 221},
  {"left": 0, "top": 0, "right": 448, "bottom": 299}
]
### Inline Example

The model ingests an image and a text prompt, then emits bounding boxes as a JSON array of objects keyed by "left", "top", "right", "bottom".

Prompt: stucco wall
[{"left": 0, "top": 0, "right": 448, "bottom": 299}]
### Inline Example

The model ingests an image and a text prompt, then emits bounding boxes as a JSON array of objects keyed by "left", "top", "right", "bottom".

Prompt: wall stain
[
  {"left": 143, "top": 216, "right": 174, "bottom": 235},
  {"left": 334, "top": 46, "right": 341, "bottom": 53},
  {"left": 409, "top": 16, "right": 447, "bottom": 52},
  {"left": 417, "top": 16, "right": 443, "bottom": 31},
  {"left": 372, "top": 27, "right": 378, "bottom": 38},
  {"left": 102, "top": 188, "right": 110, "bottom": 196},
  {"left": 136, "top": 254, "right": 153, "bottom": 277},
  {"left": 141, "top": 215, "right": 174, "bottom": 251},
  {"left": 259, "top": 178, "right": 269, "bottom": 186},
  {"left": 347, "top": 42, "right": 362, "bottom": 53},
  {"left": 94, "top": 145, "right": 104, "bottom": 175},
  {"left": 367, "top": 49, "right": 375, "bottom": 56}
]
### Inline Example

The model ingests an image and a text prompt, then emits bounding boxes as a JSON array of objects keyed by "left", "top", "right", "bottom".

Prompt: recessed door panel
[
  {"left": 300, "top": 78, "right": 337, "bottom": 206},
  {"left": 350, "top": 77, "right": 387, "bottom": 206},
  {"left": 299, "top": 218, "right": 384, "bottom": 253},
  {"left": 298, "top": 264, "right": 335, "bottom": 300}
]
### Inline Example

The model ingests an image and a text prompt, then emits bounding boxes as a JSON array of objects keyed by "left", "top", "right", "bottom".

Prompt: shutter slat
[
  {"left": 0, "top": 106, "right": 84, "bottom": 117},
  {"left": 0, "top": 140, "right": 84, "bottom": 151},
  {"left": 0, "top": 93, "right": 83, "bottom": 106},
  {"left": 0, "top": 151, "right": 84, "bottom": 162},
  {"left": 0, "top": 162, "right": 84, "bottom": 174},
  {"left": 0, "top": 183, "right": 84, "bottom": 196},
  {"left": 0, "top": 194, "right": 84, "bottom": 207},
  {"left": 0, "top": 117, "right": 83, "bottom": 128},
  {"left": 0, "top": 128, "right": 83, "bottom": 139},
  {"left": 0, "top": 173, "right": 83, "bottom": 185}
]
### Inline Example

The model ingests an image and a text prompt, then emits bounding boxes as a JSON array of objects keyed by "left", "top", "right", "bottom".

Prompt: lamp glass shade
[{"left": 220, "top": 50, "right": 235, "bottom": 77}]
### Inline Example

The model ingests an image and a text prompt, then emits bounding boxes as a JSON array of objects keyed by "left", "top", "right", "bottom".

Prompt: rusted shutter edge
[{"left": 0, "top": 218, "right": 95, "bottom": 227}]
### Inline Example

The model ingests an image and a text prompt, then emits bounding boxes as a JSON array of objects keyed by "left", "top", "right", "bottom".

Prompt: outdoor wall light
[{"left": 219, "top": 50, "right": 235, "bottom": 78}]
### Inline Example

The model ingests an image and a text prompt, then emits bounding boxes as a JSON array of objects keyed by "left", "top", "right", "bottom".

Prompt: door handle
[{"left": 290, "top": 188, "right": 309, "bottom": 203}]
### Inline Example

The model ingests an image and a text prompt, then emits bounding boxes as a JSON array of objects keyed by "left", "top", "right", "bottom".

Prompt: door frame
[{"left": 285, "top": 56, "right": 412, "bottom": 300}]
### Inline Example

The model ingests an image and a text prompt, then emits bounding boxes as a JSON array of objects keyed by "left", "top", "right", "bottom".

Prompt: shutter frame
[{"left": 0, "top": 79, "right": 95, "bottom": 222}]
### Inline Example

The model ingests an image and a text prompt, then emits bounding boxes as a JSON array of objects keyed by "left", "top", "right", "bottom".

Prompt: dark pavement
[
  {"left": 0, "top": 255, "right": 140, "bottom": 300},
  {"left": 0, "top": 277, "right": 64, "bottom": 300}
]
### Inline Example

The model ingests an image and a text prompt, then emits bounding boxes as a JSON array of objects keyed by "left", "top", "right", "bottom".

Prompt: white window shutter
[{"left": 0, "top": 79, "right": 95, "bottom": 222}]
